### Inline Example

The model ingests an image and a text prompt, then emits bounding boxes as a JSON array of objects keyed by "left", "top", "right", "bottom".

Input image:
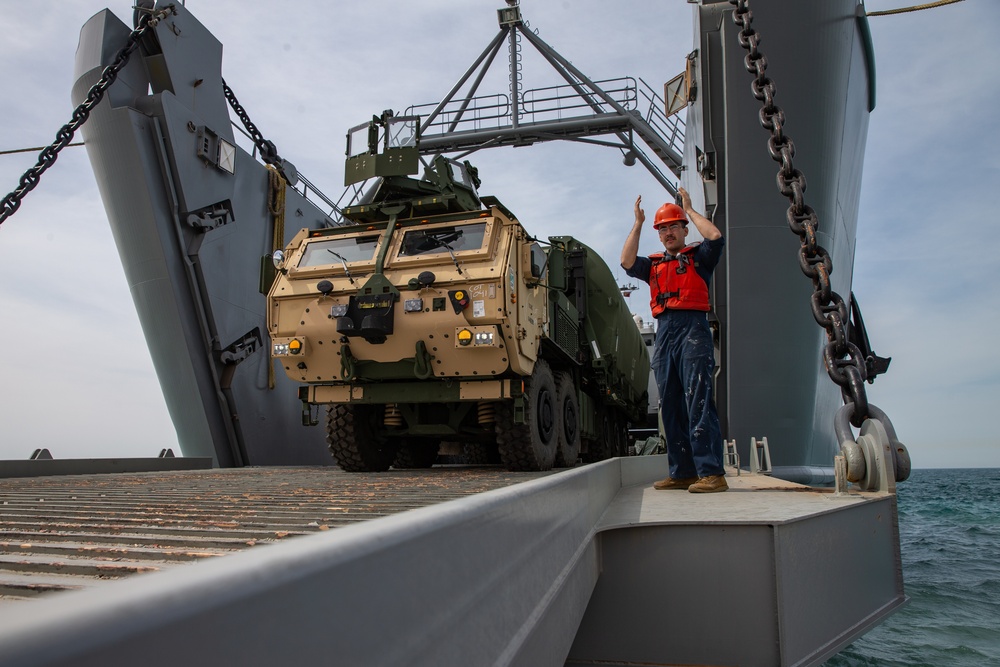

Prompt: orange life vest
[{"left": 649, "top": 245, "right": 711, "bottom": 316}]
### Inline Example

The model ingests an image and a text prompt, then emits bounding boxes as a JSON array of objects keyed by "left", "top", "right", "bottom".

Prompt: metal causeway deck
[
  {"left": 0, "top": 466, "right": 554, "bottom": 602},
  {"left": 0, "top": 458, "right": 905, "bottom": 667}
]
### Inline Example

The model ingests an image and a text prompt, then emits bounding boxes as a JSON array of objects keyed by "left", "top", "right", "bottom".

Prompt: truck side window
[
  {"left": 399, "top": 222, "right": 488, "bottom": 257},
  {"left": 530, "top": 242, "right": 547, "bottom": 280},
  {"left": 299, "top": 235, "right": 380, "bottom": 267}
]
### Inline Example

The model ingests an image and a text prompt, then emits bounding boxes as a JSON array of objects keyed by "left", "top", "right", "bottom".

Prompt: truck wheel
[
  {"left": 583, "top": 405, "right": 614, "bottom": 462},
  {"left": 610, "top": 411, "right": 629, "bottom": 457},
  {"left": 462, "top": 442, "right": 501, "bottom": 465},
  {"left": 326, "top": 404, "right": 399, "bottom": 472},
  {"left": 393, "top": 438, "right": 440, "bottom": 469},
  {"left": 599, "top": 408, "right": 616, "bottom": 460},
  {"left": 554, "top": 372, "right": 581, "bottom": 467},
  {"left": 496, "top": 359, "right": 558, "bottom": 471}
]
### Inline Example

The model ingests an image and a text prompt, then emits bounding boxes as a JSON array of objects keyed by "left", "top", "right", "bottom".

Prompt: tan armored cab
[{"left": 268, "top": 114, "right": 648, "bottom": 472}]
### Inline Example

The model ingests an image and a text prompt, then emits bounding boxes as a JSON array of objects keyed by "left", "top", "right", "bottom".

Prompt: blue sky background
[{"left": 0, "top": 0, "right": 997, "bottom": 469}]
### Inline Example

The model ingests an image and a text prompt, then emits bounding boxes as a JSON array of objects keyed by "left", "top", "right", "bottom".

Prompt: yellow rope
[
  {"left": 267, "top": 165, "right": 287, "bottom": 254},
  {"left": 867, "top": 0, "right": 964, "bottom": 17},
  {"left": 266, "top": 166, "right": 287, "bottom": 390}
]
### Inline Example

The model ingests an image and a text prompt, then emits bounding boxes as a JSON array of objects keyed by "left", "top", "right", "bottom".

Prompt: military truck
[{"left": 267, "top": 113, "right": 648, "bottom": 472}]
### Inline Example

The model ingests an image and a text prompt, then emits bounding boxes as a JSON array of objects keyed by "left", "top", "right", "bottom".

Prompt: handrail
[
  {"left": 407, "top": 94, "right": 511, "bottom": 134},
  {"left": 230, "top": 120, "right": 344, "bottom": 224},
  {"left": 637, "top": 77, "right": 685, "bottom": 158},
  {"left": 411, "top": 77, "right": 640, "bottom": 138}
]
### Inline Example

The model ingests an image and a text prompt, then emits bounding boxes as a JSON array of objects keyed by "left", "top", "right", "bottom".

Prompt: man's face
[{"left": 657, "top": 222, "right": 687, "bottom": 253}]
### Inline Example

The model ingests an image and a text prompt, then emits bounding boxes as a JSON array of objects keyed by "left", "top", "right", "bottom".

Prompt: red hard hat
[{"left": 653, "top": 203, "right": 687, "bottom": 229}]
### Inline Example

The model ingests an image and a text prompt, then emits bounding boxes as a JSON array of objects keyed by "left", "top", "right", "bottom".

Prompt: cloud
[{"left": 852, "top": 0, "right": 1000, "bottom": 467}]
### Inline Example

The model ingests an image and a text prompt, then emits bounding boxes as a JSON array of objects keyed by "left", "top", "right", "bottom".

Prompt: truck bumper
[{"left": 307, "top": 379, "right": 520, "bottom": 404}]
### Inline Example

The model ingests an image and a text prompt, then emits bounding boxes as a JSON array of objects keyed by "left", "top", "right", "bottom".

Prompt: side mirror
[
  {"left": 260, "top": 250, "right": 287, "bottom": 295},
  {"left": 529, "top": 243, "right": 549, "bottom": 282}
]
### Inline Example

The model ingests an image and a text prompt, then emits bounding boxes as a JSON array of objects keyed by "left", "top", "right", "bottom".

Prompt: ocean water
[{"left": 824, "top": 468, "right": 1000, "bottom": 666}]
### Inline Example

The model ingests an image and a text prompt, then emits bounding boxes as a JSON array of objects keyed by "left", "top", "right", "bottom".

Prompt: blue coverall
[{"left": 626, "top": 237, "right": 726, "bottom": 479}]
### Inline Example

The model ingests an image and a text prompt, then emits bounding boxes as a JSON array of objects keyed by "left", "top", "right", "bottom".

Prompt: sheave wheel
[
  {"left": 326, "top": 404, "right": 399, "bottom": 472},
  {"left": 496, "top": 359, "right": 558, "bottom": 471},
  {"left": 554, "top": 372, "right": 581, "bottom": 468},
  {"left": 393, "top": 438, "right": 440, "bottom": 469}
]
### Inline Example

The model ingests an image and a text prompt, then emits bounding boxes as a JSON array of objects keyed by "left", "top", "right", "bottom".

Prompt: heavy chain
[
  {"left": 0, "top": 8, "right": 172, "bottom": 227},
  {"left": 729, "top": 0, "right": 871, "bottom": 427},
  {"left": 222, "top": 79, "right": 283, "bottom": 169}
]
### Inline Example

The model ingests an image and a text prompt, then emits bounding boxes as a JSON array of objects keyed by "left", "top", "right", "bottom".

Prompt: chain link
[
  {"left": 729, "top": 0, "right": 872, "bottom": 427},
  {"left": 222, "top": 79, "right": 283, "bottom": 169},
  {"left": 0, "top": 8, "right": 172, "bottom": 227}
]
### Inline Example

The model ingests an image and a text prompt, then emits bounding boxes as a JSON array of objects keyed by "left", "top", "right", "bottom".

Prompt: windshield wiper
[
  {"left": 327, "top": 249, "right": 356, "bottom": 285},
  {"left": 425, "top": 231, "right": 465, "bottom": 275}
]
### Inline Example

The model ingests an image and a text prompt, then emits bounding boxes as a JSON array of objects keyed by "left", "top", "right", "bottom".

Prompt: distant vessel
[{"left": 73, "top": 0, "right": 887, "bottom": 482}]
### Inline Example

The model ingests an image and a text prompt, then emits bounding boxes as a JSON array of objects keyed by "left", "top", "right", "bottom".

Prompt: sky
[{"left": 0, "top": 0, "right": 997, "bottom": 469}]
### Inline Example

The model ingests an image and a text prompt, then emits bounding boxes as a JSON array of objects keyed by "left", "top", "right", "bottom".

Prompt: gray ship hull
[
  {"left": 73, "top": 9, "right": 331, "bottom": 466},
  {"left": 686, "top": 0, "right": 874, "bottom": 482}
]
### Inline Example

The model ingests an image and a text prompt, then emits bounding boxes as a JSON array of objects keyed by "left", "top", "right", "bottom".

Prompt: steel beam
[
  {"left": 418, "top": 114, "right": 632, "bottom": 153},
  {"left": 0, "top": 457, "right": 212, "bottom": 479}
]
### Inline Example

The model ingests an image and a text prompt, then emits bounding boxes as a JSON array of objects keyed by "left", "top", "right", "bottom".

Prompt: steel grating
[{"left": 0, "top": 466, "right": 553, "bottom": 603}]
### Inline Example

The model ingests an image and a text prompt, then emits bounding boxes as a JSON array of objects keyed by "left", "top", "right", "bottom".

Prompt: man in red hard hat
[{"left": 621, "top": 187, "right": 728, "bottom": 493}]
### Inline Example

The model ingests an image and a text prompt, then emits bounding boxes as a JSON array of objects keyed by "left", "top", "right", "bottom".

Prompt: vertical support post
[
  {"left": 749, "top": 437, "right": 772, "bottom": 475},
  {"left": 834, "top": 454, "right": 849, "bottom": 495},
  {"left": 724, "top": 439, "right": 740, "bottom": 475}
]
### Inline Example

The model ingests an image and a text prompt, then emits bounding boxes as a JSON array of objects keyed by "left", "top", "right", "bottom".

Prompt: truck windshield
[
  {"left": 398, "top": 222, "right": 487, "bottom": 257},
  {"left": 299, "top": 235, "right": 380, "bottom": 267}
]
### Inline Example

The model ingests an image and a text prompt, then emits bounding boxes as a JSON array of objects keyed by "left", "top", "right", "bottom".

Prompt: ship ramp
[{"left": 0, "top": 456, "right": 905, "bottom": 667}]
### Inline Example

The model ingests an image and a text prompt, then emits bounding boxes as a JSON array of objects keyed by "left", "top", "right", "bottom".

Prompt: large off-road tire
[
  {"left": 609, "top": 411, "right": 630, "bottom": 457},
  {"left": 496, "top": 359, "right": 558, "bottom": 471},
  {"left": 583, "top": 403, "right": 615, "bottom": 463},
  {"left": 461, "top": 442, "right": 501, "bottom": 465},
  {"left": 392, "top": 438, "right": 440, "bottom": 469},
  {"left": 326, "top": 404, "right": 399, "bottom": 472},
  {"left": 554, "top": 372, "right": 581, "bottom": 468}
]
